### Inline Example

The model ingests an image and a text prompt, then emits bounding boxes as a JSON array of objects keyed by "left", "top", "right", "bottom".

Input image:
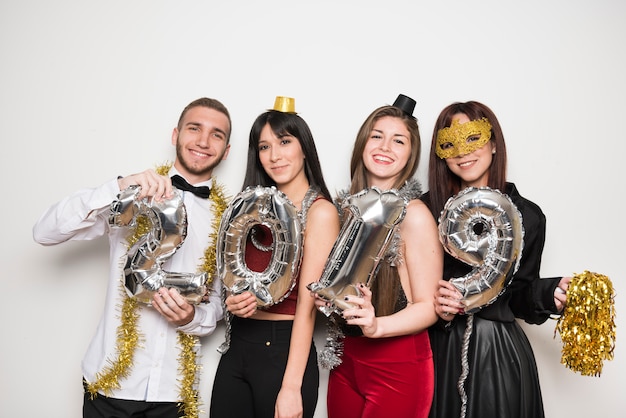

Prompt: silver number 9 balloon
[
  {"left": 308, "top": 187, "right": 407, "bottom": 316},
  {"left": 109, "top": 186, "right": 207, "bottom": 304},
  {"left": 216, "top": 186, "right": 302, "bottom": 307},
  {"left": 438, "top": 187, "right": 524, "bottom": 313}
]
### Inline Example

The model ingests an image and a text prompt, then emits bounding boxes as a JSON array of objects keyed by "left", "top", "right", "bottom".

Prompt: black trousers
[
  {"left": 210, "top": 317, "right": 319, "bottom": 418},
  {"left": 83, "top": 380, "right": 182, "bottom": 418}
]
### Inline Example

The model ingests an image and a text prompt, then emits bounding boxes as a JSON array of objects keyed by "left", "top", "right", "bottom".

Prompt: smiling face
[
  {"left": 362, "top": 116, "right": 412, "bottom": 190},
  {"left": 443, "top": 113, "right": 494, "bottom": 188},
  {"left": 171, "top": 106, "right": 230, "bottom": 184},
  {"left": 257, "top": 123, "right": 308, "bottom": 191}
]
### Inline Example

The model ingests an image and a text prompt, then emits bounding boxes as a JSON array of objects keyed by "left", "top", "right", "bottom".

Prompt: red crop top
[{"left": 244, "top": 224, "right": 299, "bottom": 315}]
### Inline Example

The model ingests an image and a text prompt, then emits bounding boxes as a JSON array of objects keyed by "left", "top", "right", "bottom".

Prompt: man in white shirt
[{"left": 33, "top": 97, "right": 231, "bottom": 417}]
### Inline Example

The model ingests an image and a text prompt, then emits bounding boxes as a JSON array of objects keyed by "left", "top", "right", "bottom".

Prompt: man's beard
[{"left": 175, "top": 142, "right": 226, "bottom": 178}]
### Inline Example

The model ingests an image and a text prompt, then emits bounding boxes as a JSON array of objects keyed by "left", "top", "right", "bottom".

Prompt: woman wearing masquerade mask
[
  {"left": 422, "top": 101, "right": 572, "bottom": 418},
  {"left": 316, "top": 95, "right": 442, "bottom": 418},
  {"left": 210, "top": 97, "right": 340, "bottom": 418}
]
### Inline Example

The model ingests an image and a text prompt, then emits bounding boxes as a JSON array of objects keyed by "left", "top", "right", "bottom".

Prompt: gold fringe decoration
[
  {"left": 86, "top": 290, "right": 141, "bottom": 397},
  {"left": 200, "top": 180, "right": 228, "bottom": 290},
  {"left": 176, "top": 180, "right": 228, "bottom": 417},
  {"left": 555, "top": 270, "right": 616, "bottom": 376},
  {"left": 155, "top": 163, "right": 173, "bottom": 176},
  {"left": 177, "top": 333, "right": 202, "bottom": 417},
  {"left": 87, "top": 162, "right": 230, "bottom": 418}
]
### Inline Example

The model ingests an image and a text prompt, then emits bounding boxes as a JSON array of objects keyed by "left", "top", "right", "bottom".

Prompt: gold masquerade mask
[{"left": 435, "top": 117, "right": 492, "bottom": 159}]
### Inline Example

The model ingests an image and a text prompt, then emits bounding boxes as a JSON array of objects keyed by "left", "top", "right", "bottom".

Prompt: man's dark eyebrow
[
  {"left": 213, "top": 127, "right": 227, "bottom": 137},
  {"left": 185, "top": 121, "right": 227, "bottom": 137}
]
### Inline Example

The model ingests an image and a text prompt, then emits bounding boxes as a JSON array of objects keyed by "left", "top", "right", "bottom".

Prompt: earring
[{"left": 492, "top": 149, "right": 496, "bottom": 154}]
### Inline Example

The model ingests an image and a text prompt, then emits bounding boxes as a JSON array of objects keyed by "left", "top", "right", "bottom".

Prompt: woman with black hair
[{"left": 210, "top": 97, "right": 339, "bottom": 418}]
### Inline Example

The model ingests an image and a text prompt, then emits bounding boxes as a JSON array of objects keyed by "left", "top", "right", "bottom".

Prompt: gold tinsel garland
[
  {"left": 86, "top": 162, "right": 229, "bottom": 418},
  {"left": 555, "top": 270, "right": 616, "bottom": 376},
  {"left": 177, "top": 178, "right": 228, "bottom": 416},
  {"left": 86, "top": 292, "right": 141, "bottom": 397}
]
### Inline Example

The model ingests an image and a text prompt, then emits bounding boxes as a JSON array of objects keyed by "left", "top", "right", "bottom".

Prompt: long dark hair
[
  {"left": 241, "top": 110, "right": 332, "bottom": 201},
  {"left": 427, "top": 101, "right": 508, "bottom": 220}
]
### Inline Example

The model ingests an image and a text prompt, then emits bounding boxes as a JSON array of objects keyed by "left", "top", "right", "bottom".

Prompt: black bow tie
[{"left": 171, "top": 175, "right": 211, "bottom": 198}]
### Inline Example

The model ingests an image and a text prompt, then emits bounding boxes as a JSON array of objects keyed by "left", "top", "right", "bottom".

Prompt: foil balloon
[
  {"left": 438, "top": 187, "right": 524, "bottom": 313},
  {"left": 109, "top": 186, "right": 207, "bottom": 304},
  {"left": 308, "top": 187, "right": 407, "bottom": 316},
  {"left": 216, "top": 186, "right": 302, "bottom": 307}
]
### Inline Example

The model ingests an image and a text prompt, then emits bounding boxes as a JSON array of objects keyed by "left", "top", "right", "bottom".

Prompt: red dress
[
  {"left": 328, "top": 330, "right": 434, "bottom": 418},
  {"left": 325, "top": 184, "right": 434, "bottom": 418}
]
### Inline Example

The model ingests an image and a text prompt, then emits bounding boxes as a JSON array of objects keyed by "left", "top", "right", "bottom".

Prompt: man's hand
[
  {"left": 152, "top": 287, "right": 195, "bottom": 326},
  {"left": 118, "top": 169, "right": 173, "bottom": 201}
]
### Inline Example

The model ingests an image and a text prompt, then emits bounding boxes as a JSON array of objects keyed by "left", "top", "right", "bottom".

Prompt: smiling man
[{"left": 33, "top": 97, "right": 231, "bottom": 418}]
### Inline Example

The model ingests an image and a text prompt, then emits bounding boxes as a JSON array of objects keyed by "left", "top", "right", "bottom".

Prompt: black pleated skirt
[{"left": 428, "top": 315, "right": 544, "bottom": 418}]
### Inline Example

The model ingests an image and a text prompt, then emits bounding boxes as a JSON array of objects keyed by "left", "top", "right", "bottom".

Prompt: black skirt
[{"left": 429, "top": 313, "right": 544, "bottom": 418}]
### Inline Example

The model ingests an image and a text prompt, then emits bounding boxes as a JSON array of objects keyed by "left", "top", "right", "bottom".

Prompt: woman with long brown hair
[{"left": 317, "top": 95, "right": 442, "bottom": 418}]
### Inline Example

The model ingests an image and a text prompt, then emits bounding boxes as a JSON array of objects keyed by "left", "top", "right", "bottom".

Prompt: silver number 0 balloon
[
  {"left": 109, "top": 186, "right": 207, "bottom": 304},
  {"left": 438, "top": 187, "right": 524, "bottom": 313},
  {"left": 216, "top": 186, "right": 302, "bottom": 307}
]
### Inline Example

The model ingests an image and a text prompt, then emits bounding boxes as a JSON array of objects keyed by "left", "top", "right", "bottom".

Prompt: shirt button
[{"left": 265, "top": 341, "right": 271, "bottom": 346}]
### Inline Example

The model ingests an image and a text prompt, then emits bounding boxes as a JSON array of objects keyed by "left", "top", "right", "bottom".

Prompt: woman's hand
[
  {"left": 225, "top": 291, "right": 257, "bottom": 318},
  {"left": 274, "top": 385, "right": 303, "bottom": 418},
  {"left": 342, "top": 283, "right": 379, "bottom": 337},
  {"left": 434, "top": 279, "right": 464, "bottom": 321},
  {"left": 554, "top": 276, "right": 572, "bottom": 312},
  {"left": 310, "top": 291, "right": 330, "bottom": 310}
]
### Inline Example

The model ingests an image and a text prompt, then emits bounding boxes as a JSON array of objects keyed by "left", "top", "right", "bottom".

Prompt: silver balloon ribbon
[
  {"left": 317, "top": 314, "right": 345, "bottom": 370},
  {"left": 458, "top": 314, "right": 474, "bottom": 418},
  {"left": 438, "top": 187, "right": 524, "bottom": 313},
  {"left": 109, "top": 186, "right": 207, "bottom": 304},
  {"left": 308, "top": 187, "right": 407, "bottom": 316},
  {"left": 217, "top": 286, "right": 232, "bottom": 354}
]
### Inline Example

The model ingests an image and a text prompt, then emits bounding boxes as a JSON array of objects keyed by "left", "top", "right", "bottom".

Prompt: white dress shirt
[{"left": 33, "top": 171, "right": 223, "bottom": 402}]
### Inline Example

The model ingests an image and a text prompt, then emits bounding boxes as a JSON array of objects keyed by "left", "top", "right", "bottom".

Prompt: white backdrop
[{"left": 1, "top": 1, "right": 624, "bottom": 417}]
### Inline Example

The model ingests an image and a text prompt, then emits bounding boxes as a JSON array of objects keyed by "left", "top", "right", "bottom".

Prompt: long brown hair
[
  {"left": 349, "top": 105, "right": 422, "bottom": 316},
  {"left": 427, "top": 101, "right": 508, "bottom": 220}
]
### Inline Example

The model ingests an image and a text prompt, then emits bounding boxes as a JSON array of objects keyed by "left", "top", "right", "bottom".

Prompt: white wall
[{"left": 1, "top": 1, "right": 624, "bottom": 416}]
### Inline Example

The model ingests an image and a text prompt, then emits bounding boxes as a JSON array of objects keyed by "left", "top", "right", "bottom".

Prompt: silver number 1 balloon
[{"left": 308, "top": 187, "right": 407, "bottom": 316}]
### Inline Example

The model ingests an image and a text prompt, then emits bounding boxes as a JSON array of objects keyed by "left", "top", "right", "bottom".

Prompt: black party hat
[{"left": 392, "top": 94, "right": 416, "bottom": 118}]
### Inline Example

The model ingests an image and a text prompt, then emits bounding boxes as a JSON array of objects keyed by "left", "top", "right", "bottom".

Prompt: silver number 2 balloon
[{"left": 109, "top": 186, "right": 207, "bottom": 304}]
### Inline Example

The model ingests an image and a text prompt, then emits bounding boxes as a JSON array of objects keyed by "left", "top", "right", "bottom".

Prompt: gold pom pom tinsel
[{"left": 555, "top": 270, "right": 616, "bottom": 376}]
